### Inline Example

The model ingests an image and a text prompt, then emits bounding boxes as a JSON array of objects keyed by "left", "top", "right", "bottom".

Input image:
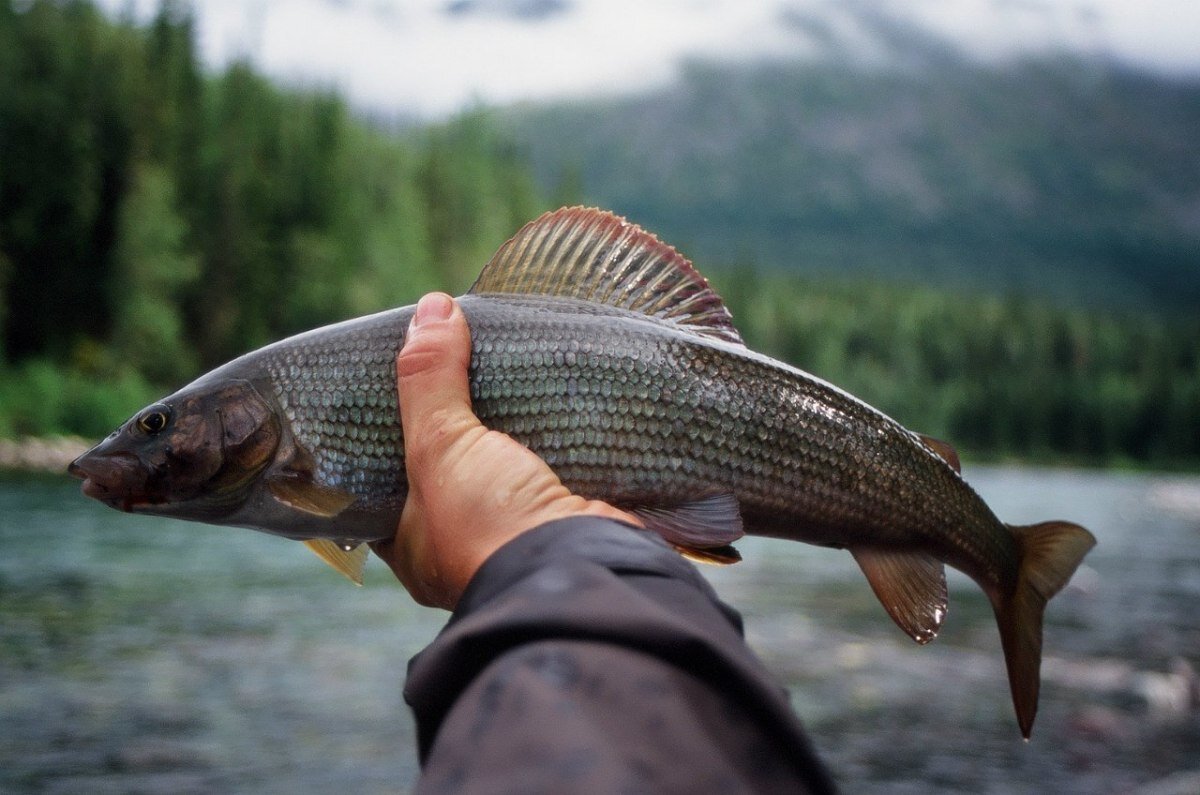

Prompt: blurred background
[{"left": 1, "top": 1, "right": 1197, "bottom": 792}]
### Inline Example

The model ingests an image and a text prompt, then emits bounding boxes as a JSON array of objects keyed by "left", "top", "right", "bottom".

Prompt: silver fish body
[
  {"left": 70, "top": 207, "right": 1094, "bottom": 738},
  {"left": 230, "top": 292, "right": 1005, "bottom": 574}
]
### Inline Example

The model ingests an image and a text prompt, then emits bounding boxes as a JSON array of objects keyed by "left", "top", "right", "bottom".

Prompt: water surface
[{"left": 1, "top": 467, "right": 1197, "bottom": 793}]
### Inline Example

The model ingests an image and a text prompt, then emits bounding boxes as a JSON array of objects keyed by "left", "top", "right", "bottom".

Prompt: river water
[{"left": 1, "top": 466, "right": 1197, "bottom": 793}]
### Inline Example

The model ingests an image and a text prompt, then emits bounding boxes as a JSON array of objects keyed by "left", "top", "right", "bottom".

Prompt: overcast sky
[{"left": 97, "top": 0, "right": 1200, "bottom": 117}]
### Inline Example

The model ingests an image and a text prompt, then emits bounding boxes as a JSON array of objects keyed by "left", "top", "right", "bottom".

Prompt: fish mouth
[{"left": 68, "top": 452, "right": 157, "bottom": 512}]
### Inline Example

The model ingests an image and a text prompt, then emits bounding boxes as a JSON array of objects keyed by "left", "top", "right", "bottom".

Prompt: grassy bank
[{"left": 0, "top": 359, "right": 159, "bottom": 440}]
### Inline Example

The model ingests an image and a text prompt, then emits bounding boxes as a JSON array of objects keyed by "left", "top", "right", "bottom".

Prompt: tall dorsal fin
[{"left": 470, "top": 207, "right": 744, "bottom": 345}]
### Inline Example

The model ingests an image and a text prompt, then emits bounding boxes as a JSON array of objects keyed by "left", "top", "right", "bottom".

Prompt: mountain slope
[{"left": 503, "top": 55, "right": 1200, "bottom": 312}]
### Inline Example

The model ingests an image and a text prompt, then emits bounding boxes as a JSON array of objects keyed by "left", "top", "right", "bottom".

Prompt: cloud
[
  {"left": 93, "top": 0, "right": 1200, "bottom": 117},
  {"left": 890, "top": 0, "right": 1200, "bottom": 74},
  {"left": 241, "top": 0, "right": 811, "bottom": 116}
]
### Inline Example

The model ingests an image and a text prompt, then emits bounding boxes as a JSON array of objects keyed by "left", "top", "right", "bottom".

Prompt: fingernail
[{"left": 412, "top": 293, "right": 454, "bottom": 328}]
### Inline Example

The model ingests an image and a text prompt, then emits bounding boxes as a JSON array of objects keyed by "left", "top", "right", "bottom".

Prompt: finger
[{"left": 395, "top": 293, "right": 478, "bottom": 468}]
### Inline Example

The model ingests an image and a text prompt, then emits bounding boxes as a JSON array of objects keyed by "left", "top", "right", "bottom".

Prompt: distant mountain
[{"left": 501, "top": 53, "right": 1200, "bottom": 312}]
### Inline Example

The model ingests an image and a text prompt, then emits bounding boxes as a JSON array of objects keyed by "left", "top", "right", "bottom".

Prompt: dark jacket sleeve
[{"left": 404, "top": 517, "right": 838, "bottom": 794}]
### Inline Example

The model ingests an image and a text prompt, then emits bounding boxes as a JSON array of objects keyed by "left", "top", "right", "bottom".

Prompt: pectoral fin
[
  {"left": 303, "top": 539, "right": 368, "bottom": 585},
  {"left": 269, "top": 476, "right": 357, "bottom": 518},
  {"left": 851, "top": 547, "right": 948, "bottom": 644}
]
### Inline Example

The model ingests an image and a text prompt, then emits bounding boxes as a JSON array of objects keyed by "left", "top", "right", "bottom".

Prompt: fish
[{"left": 69, "top": 206, "right": 1096, "bottom": 738}]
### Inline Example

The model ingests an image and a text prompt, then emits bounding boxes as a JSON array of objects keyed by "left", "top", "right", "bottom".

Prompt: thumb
[{"left": 396, "top": 293, "right": 478, "bottom": 468}]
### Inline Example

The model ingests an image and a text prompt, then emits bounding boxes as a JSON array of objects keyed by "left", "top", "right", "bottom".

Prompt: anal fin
[
  {"left": 304, "top": 539, "right": 368, "bottom": 585},
  {"left": 851, "top": 547, "right": 948, "bottom": 644}
]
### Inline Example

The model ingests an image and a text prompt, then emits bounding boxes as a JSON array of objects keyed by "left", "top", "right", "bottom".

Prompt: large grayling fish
[{"left": 71, "top": 207, "right": 1095, "bottom": 738}]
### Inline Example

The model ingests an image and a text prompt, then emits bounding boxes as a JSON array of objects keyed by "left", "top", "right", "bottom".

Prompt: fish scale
[
  {"left": 70, "top": 206, "right": 1095, "bottom": 738},
  {"left": 477, "top": 294, "right": 1006, "bottom": 586}
]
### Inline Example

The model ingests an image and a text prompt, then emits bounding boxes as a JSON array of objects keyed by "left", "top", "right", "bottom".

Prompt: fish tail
[{"left": 991, "top": 520, "right": 1096, "bottom": 739}]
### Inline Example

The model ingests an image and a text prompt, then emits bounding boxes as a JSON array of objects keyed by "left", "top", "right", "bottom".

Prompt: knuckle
[{"left": 396, "top": 344, "right": 452, "bottom": 380}]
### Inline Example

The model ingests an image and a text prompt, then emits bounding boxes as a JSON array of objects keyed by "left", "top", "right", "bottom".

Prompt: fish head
[{"left": 69, "top": 379, "right": 281, "bottom": 519}]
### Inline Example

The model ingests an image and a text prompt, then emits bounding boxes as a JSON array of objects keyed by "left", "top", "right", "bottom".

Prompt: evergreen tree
[{"left": 110, "top": 163, "right": 199, "bottom": 384}]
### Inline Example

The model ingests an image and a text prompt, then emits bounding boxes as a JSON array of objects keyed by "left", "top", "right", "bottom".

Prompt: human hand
[{"left": 369, "top": 292, "right": 640, "bottom": 609}]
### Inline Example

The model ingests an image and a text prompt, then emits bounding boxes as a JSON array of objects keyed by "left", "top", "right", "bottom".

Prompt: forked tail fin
[{"left": 991, "top": 520, "right": 1096, "bottom": 739}]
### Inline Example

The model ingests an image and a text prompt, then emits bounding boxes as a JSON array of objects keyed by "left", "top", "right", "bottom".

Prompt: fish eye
[{"left": 136, "top": 405, "right": 172, "bottom": 435}]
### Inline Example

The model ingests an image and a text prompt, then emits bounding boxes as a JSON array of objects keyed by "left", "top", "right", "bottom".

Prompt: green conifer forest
[{"left": 1, "top": 0, "right": 1197, "bottom": 468}]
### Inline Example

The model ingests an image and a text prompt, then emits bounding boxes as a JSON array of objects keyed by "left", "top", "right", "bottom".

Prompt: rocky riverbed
[
  {"left": 2, "top": 466, "right": 1198, "bottom": 794},
  {"left": 0, "top": 436, "right": 90, "bottom": 473}
]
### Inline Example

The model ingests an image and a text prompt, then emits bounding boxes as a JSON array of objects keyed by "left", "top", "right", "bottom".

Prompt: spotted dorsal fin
[{"left": 469, "top": 207, "right": 744, "bottom": 346}]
